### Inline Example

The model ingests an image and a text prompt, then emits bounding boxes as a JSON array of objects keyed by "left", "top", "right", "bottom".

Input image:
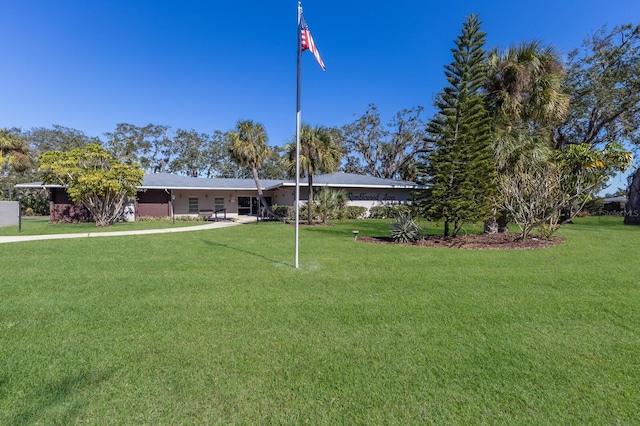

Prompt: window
[
  {"left": 188, "top": 197, "right": 199, "bottom": 214},
  {"left": 238, "top": 196, "right": 251, "bottom": 215},
  {"left": 214, "top": 197, "right": 224, "bottom": 212}
]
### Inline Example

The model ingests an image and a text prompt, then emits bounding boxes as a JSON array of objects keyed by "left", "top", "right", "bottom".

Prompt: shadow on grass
[
  {"left": 6, "top": 369, "right": 113, "bottom": 425},
  {"left": 200, "top": 239, "right": 293, "bottom": 268}
]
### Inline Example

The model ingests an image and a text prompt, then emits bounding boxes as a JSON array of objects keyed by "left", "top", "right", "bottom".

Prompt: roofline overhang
[
  {"left": 15, "top": 183, "right": 61, "bottom": 189},
  {"left": 15, "top": 181, "right": 429, "bottom": 191},
  {"left": 138, "top": 185, "right": 276, "bottom": 191},
  {"left": 277, "top": 182, "right": 429, "bottom": 190}
]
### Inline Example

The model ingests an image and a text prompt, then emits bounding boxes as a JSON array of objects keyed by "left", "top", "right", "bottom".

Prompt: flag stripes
[{"left": 300, "top": 15, "right": 325, "bottom": 71}]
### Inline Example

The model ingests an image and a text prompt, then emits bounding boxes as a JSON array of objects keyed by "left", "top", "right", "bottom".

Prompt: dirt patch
[{"left": 359, "top": 232, "right": 564, "bottom": 250}]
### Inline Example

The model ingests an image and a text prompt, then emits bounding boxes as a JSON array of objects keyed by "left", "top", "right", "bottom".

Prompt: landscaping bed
[{"left": 360, "top": 232, "right": 564, "bottom": 249}]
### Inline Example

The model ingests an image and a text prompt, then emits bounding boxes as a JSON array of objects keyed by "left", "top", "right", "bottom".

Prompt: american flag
[{"left": 300, "top": 14, "right": 325, "bottom": 71}]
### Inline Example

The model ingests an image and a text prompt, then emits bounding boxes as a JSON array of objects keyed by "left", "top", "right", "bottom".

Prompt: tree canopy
[
  {"left": 341, "top": 104, "right": 426, "bottom": 181},
  {"left": 555, "top": 23, "right": 640, "bottom": 149},
  {"left": 0, "top": 128, "right": 31, "bottom": 175},
  {"left": 39, "top": 144, "right": 144, "bottom": 227}
]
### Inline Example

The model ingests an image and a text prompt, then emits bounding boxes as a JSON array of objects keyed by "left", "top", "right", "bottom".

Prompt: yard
[{"left": 1, "top": 217, "right": 639, "bottom": 424}]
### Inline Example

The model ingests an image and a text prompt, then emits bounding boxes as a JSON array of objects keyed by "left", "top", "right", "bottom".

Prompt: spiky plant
[{"left": 390, "top": 213, "right": 420, "bottom": 243}]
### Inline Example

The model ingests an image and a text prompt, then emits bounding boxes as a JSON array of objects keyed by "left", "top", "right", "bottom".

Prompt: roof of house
[
  {"left": 16, "top": 172, "right": 427, "bottom": 191},
  {"left": 140, "top": 173, "right": 282, "bottom": 190},
  {"left": 290, "top": 172, "right": 423, "bottom": 189},
  {"left": 603, "top": 196, "right": 627, "bottom": 204}
]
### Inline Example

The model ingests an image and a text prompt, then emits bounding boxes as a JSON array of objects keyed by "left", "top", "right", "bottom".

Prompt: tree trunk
[
  {"left": 559, "top": 206, "right": 573, "bottom": 224},
  {"left": 624, "top": 168, "right": 640, "bottom": 225},
  {"left": 497, "top": 213, "right": 509, "bottom": 233},
  {"left": 251, "top": 166, "right": 286, "bottom": 223},
  {"left": 484, "top": 212, "right": 509, "bottom": 233},
  {"left": 484, "top": 217, "right": 498, "bottom": 233},
  {"left": 307, "top": 173, "right": 314, "bottom": 225}
]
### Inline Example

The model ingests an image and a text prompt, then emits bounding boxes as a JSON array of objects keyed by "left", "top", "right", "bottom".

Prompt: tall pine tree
[{"left": 421, "top": 14, "right": 497, "bottom": 237}]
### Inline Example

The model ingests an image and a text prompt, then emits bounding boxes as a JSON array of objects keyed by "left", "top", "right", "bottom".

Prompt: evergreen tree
[{"left": 421, "top": 14, "right": 497, "bottom": 237}]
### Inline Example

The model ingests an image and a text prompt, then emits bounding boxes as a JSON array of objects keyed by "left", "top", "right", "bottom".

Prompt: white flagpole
[{"left": 295, "top": 1, "right": 302, "bottom": 269}]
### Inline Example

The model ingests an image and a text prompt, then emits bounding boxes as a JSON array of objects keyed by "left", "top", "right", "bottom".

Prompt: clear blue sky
[{"left": 0, "top": 1, "right": 638, "bottom": 189}]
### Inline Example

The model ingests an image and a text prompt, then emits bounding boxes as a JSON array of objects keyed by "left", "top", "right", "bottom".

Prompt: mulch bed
[{"left": 359, "top": 232, "right": 564, "bottom": 250}]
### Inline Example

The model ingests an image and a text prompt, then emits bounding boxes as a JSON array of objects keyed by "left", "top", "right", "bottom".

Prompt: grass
[
  {"left": 0, "top": 216, "right": 211, "bottom": 236},
  {"left": 1, "top": 216, "right": 639, "bottom": 424}
]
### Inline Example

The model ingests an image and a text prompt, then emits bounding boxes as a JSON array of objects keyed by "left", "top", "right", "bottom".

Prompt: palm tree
[
  {"left": 314, "top": 187, "right": 347, "bottom": 224},
  {"left": 286, "top": 125, "right": 342, "bottom": 224},
  {"left": 483, "top": 42, "right": 570, "bottom": 232},
  {"left": 227, "top": 120, "right": 284, "bottom": 222},
  {"left": 485, "top": 41, "right": 569, "bottom": 131}
]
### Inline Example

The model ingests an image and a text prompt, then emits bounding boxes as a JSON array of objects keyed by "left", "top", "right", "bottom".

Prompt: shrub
[
  {"left": 390, "top": 205, "right": 411, "bottom": 217},
  {"left": 583, "top": 198, "right": 605, "bottom": 215},
  {"left": 315, "top": 188, "right": 347, "bottom": 224},
  {"left": 20, "top": 191, "right": 50, "bottom": 215},
  {"left": 390, "top": 213, "right": 421, "bottom": 243},
  {"left": 272, "top": 205, "right": 293, "bottom": 220},
  {"left": 368, "top": 205, "right": 392, "bottom": 219},
  {"left": 298, "top": 203, "right": 322, "bottom": 222},
  {"left": 137, "top": 215, "right": 171, "bottom": 222},
  {"left": 538, "top": 223, "right": 560, "bottom": 239},
  {"left": 369, "top": 204, "right": 413, "bottom": 219},
  {"left": 345, "top": 206, "right": 367, "bottom": 219},
  {"left": 24, "top": 207, "right": 35, "bottom": 216}
]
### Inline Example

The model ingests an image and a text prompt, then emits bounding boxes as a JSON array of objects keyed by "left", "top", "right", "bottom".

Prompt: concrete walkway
[{"left": 0, "top": 218, "right": 255, "bottom": 244}]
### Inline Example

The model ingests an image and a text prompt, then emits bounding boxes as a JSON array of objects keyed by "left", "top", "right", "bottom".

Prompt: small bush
[
  {"left": 583, "top": 198, "right": 605, "bottom": 215},
  {"left": 272, "top": 205, "right": 293, "bottom": 220},
  {"left": 137, "top": 215, "right": 172, "bottom": 222},
  {"left": 345, "top": 206, "right": 367, "bottom": 219},
  {"left": 298, "top": 204, "right": 315, "bottom": 222},
  {"left": 390, "top": 205, "right": 411, "bottom": 217},
  {"left": 369, "top": 204, "right": 413, "bottom": 219},
  {"left": 24, "top": 207, "right": 35, "bottom": 216},
  {"left": 390, "top": 213, "right": 420, "bottom": 243},
  {"left": 20, "top": 191, "right": 50, "bottom": 215},
  {"left": 368, "top": 205, "right": 392, "bottom": 219},
  {"left": 315, "top": 188, "right": 348, "bottom": 223},
  {"left": 538, "top": 223, "right": 560, "bottom": 239}
]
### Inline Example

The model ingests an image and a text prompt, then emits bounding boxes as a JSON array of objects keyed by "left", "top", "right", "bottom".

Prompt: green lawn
[
  {"left": 1, "top": 217, "right": 639, "bottom": 424},
  {"left": 0, "top": 216, "right": 213, "bottom": 236}
]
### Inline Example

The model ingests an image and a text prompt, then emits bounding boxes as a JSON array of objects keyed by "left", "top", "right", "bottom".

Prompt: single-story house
[
  {"left": 602, "top": 195, "right": 627, "bottom": 213},
  {"left": 17, "top": 172, "right": 427, "bottom": 222}
]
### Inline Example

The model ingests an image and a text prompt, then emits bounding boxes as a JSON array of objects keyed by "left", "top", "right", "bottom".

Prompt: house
[
  {"left": 17, "top": 172, "right": 427, "bottom": 222},
  {"left": 602, "top": 195, "right": 627, "bottom": 212}
]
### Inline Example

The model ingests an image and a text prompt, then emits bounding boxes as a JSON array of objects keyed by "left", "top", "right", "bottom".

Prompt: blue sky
[{"left": 0, "top": 0, "right": 638, "bottom": 191}]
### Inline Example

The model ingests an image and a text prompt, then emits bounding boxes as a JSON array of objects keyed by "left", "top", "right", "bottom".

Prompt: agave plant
[{"left": 390, "top": 213, "right": 420, "bottom": 243}]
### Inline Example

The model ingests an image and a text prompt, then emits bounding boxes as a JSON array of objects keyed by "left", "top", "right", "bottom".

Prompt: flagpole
[{"left": 295, "top": 1, "right": 302, "bottom": 269}]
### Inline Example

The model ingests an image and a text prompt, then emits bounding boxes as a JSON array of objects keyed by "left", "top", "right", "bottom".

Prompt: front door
[{"left": 238, "top": 196, "right": 272, "bottom": 216}]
